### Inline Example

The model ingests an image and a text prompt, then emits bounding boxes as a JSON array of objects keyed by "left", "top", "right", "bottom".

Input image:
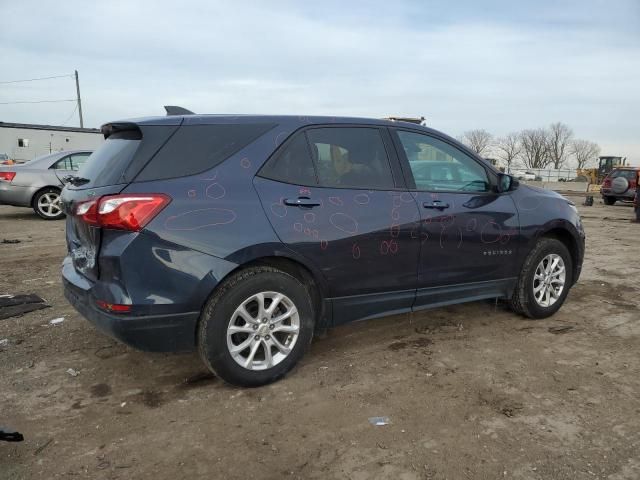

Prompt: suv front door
[
  {"left": 391, "top": 129, "right": 520, "bottom": 308},
  {"left": 254, "top": 125, "right": 421, "bottom": 325}
]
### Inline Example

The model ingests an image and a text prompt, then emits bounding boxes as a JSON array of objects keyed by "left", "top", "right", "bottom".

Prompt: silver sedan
[{"left": 0, "top": 150, "right": 92, "bottom": 219}]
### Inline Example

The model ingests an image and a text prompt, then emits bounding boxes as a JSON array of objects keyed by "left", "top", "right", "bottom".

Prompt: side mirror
[{"left": 497, "top": 173, "right": 517, "bottom": 193}]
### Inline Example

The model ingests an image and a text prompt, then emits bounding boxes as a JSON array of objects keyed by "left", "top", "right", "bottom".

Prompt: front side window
[
  {"left": 259, "top": 132, "right": 317, "bottom": 185},
  {"left": 306, "top": 127, "right": 394, "bottom": 189},
  {"left": 397, "top": 130, "right": 489, "bottom": 192}
]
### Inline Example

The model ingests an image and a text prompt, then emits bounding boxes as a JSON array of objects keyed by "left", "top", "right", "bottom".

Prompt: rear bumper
[
  {"left": 62, "top": 258, "right": 198, "bottom": 352},
  {"left": 601, "top": 188, "right": 635, "bottom": 200}
]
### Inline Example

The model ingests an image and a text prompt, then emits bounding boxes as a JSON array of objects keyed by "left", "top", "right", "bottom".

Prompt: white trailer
[{"left": 0, "top": 122, "right": 103, "bottom": 162}]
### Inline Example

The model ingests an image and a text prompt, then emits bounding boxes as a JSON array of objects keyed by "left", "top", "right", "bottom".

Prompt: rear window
[
  {"left": 135, "top": 123, "right": 276, "bottom": 182},
  {"left": 76, "top": 136, "right": 141, "bottom": 187},
  {"left": 611, "top": 169, "right": 637, "bottom": 180}
]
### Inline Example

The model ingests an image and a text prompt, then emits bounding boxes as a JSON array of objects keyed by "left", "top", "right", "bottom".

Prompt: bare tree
[
  {"left": 546, "top": 122, "right": 573, "bottom": 169},
  {"left": 460, "top": 129, "right": 493, "bottom": 157},
  {"left": 519, "top": 128, "right": 550, "bottom": 169},
  {"left": 571, "top": 139, "right": 600, "bottom": 169},
  {"left": 494, "top": 132, "right": 522, "bottom": 173}
]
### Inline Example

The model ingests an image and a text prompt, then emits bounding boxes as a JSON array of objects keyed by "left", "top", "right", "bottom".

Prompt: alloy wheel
[
  {"left": 533, "top": 254, "right": 566, "bottom": 308},
  {"left": 37, "top": 192, "right": 62, "bottom": 218},
  {"left": 226, "top": 291, "right": 300, "bottom": 371}
]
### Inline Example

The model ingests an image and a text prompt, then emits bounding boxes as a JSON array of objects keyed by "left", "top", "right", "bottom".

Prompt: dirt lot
[{"left": 1, "top": 200, "right": 639, "bottom": 479}]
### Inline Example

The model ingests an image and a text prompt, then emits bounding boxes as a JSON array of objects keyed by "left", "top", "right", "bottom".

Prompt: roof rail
[
  {"left": 384, "top": 116, "right": 425, "bottom": 125},
  {"left": 164, "top": 105, "right": 195, "bottom": 116}
]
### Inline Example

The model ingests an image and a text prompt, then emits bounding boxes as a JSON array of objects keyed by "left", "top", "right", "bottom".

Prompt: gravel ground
[{"left": 1, "top": 200, "right": 639, "bottom": 479}]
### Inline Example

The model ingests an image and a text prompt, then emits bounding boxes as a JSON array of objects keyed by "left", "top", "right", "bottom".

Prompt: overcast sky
[{"left": 1, "top": 0, "right": 639, "bottom": 162}]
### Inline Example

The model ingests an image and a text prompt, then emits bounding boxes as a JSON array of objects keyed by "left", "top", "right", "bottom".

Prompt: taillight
[
  {"left": 0, "top": 172, "right": 16, "bottom": 182},
  {"left": 603, "top": 178, "right": 611, "bottom": 187},
  {"left": 96, "top": 300, "right": 131, "bottom": 313},
  {"left": 76, "top": 200, "right": 99, "bottom": 225},
  {"left": 76, "top": 194, "right": 170, "bottom": 231}
]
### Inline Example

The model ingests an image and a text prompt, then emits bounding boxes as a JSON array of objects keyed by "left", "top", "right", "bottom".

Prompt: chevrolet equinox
[{"left": 62, "top": 113, "right": 585, "bottom": 386}]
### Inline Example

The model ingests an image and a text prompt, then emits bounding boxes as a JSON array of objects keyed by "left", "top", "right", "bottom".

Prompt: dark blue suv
[{"left": 62, "top": 114, "right": 585, "bottom": 386}]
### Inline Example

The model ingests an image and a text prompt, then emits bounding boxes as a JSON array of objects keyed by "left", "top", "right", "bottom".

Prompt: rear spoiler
[
  {"left": 164, "top": 105, "right": 195, "bottom": 116},
  {"left": 100, "top": 122, "right": 142, "bottom": 140},
  {"left": 100, "top": 106, "right": 192, "bottom": 138}
]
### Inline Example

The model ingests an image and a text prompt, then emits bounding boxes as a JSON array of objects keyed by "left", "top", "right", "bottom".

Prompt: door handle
[
  {"left": 422, "top": 201, "right": 449, "bottom": 210},
  {"left": 284, "top": 197, "right": 321, "bottom": 208}
]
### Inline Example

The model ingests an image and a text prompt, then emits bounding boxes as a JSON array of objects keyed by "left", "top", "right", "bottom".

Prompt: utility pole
[{"left": 74, "top": 70, "right": 84, "bottom": 128}]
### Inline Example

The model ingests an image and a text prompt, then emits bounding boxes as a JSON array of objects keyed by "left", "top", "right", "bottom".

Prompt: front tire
[
  {"left": 198, "top": 266, "right": 315, "bottom": 387},
  {"left": 509, "top": 238, "right": 573, "bottom": 319},
  {"left": 603, "top": 196, "right": 616, "bottom": 205},
  {"left": 33, "top": 187, "right": 64, "bottom": 220}
]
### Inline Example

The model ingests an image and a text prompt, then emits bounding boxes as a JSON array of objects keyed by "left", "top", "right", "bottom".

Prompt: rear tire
[
  {"left": 509, "top": 238, "right": 573, "bottom": 319},
  {"left": 603, "top": 196, "right": 616, "bottom": 205},
  {"left": 33, "top": 187, "right": 64, "bottom": 220},
  {"left": 198, "top": 266, "right": 315, "bottom": 387}
]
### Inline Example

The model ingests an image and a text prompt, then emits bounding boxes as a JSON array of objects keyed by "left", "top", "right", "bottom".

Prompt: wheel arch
[
  {"left": 30, "top": 185, "right": 62, "bottom": 207},
  {"left": 538, "top": 224, "right": 582, "bottom": 285},
  {"left": 201, "top": 252, "right": 331, "bottom": 331}
]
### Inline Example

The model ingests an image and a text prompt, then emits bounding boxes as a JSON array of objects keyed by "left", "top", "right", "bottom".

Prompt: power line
[
  {"left": 61, "top": 103, "right": 79, "bottom": 126},
  {"left": 0, "top": 99, "right": 76, "bottom": 105},
  {"left": 0, "top": 71, "right": 85, "bottom": 128},
  {"left": 0, "top": 74, "right": 74, "bottom": 85}
]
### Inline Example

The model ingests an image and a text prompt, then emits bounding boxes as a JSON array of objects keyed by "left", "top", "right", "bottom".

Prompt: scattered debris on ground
[
  {"left": 0, "top": 427, "right": 24, "bottom": 442},
  {"left": 33, "top": 438, "right": 52, "bottom": 455},
  {"left": 548, "top": 325, "right": 575, "bottom": 334},
  {"left": 0, "top": 294, "right": 50, "bottom": 320},
  {"left": 368, "top": 416, "right": 391, "bottom": 426}
]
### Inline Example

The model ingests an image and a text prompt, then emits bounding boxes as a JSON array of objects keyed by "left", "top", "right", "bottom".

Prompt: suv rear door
[{"left": 254, "top": 125, "right": 421, "bottom": 325}]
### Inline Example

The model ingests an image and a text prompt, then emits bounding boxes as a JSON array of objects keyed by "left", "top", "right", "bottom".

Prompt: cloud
[{"left": 0, "top": 0, "right": 638, "bottom": 159}]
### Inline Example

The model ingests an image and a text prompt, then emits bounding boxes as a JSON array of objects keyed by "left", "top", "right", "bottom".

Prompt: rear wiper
[{"left": 62, "top": 175, "right": 90, "bottom": 186}]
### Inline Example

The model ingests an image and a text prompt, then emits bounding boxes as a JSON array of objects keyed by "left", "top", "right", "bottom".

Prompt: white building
[{"left": 0, "top": 122, "right": 104, "bottom": 162}]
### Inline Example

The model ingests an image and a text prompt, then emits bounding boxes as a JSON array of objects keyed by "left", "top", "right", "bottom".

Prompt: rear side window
[
  {"left": 136, "top": 123, "right": 276, "bottom": 181},
  {"left": 259, "top": 132, "right": 317, "bottom": 185},
  {"left": 306, "top": 127, "right": 394, "bottom": 189}
]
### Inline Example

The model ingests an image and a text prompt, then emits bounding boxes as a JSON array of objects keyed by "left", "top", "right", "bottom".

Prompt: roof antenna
[{"left": 164, "top": 105, "right": 195, "bottom": 116}]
